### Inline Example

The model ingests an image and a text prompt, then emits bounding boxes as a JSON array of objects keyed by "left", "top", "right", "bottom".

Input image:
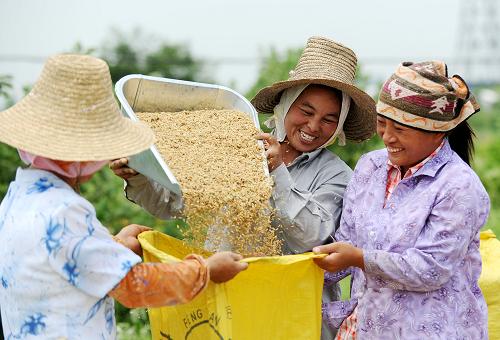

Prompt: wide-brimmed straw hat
[
  {"left": 251, "top": 36, "right": 376, "bottom": 142},
  {"left": 0, "top": 54, "right": 154, "bottom": 161}
]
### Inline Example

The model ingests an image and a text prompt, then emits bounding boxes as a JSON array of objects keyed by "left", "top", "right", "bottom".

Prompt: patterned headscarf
[
  {"left": 377, "top": 61, "right": 480, "bottom": 132},
  {"left": 18, "top": 149, "right": 107, "bottom": 179},
  {"left": 264, "top": 84, "right": 351, "bottom": 147}
]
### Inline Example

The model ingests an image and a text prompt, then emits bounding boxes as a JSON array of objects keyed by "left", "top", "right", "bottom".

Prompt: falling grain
[{"left": 136, "top": 109, "right": 282, "bottom": 256}]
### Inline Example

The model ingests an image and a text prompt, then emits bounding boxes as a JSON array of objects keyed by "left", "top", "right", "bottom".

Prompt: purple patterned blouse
[{"left": 323, "top": 140, "right": 490, "bottom": 339}]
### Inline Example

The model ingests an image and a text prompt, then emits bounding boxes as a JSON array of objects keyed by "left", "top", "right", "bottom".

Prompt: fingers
[
  {"left": 256, "top": 133, "right": 278, "bottom": 147},
  {"left": 109, "top": 158, "right": 138, "bottom": 179},
  {"left": 255, "top": 132, "right": 270, "bottom": 140},
  {"left": 228, "top": 252, "right": 243, "bottom": 261},
  {"left": 313, "top": 243, "right": 339, "bottom": 254},
  {"left": 313, "top": 253, "right": 341, "bottom": 272},
  {"left": 129, "top": 224, "right": 152, "bottom": 230},
  {"left": 313, "top": 257, "right": 330, "bottom": 271},
  {"left": 237, "top": 261, "right": 249, "bottom": 270},
  {"left": 207, "top": 252, "right": 249, "bottom": 283},
  {"left": 121, "top": 224, "right": 152, "bottom": 238},
  {"left": 228, "top": 252, "right": 248, "bottom": 270},
  {"left": 135, "top": 225, "right": 153, "bottom": 234},
  {"left": 216, "top": 251, "right": 244, "bottom": 262},
  {"left": 109, "top": 158, "right": 129, "bottom": 170}
]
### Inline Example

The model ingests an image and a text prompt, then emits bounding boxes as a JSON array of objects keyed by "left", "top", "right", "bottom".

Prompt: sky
[{"left": 0, "top": 0, "right": 488, "bottom": 100}]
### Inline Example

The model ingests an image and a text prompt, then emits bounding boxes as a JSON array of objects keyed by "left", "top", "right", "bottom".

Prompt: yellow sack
[
  {"left": 139, "top": 231, "right": 324, "bottom": 340},
  {"left": 479, "top": 229, "right": 500, "bottom": 339}
]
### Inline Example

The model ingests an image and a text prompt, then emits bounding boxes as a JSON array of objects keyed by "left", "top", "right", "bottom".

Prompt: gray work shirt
[{"left": 271, "top": 148, "right": 352, "bottom": 254}]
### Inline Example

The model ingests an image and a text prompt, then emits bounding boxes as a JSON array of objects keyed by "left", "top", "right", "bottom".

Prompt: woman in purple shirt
[{"left": 314, "top": 61, "right": 490, "bottom": 339}]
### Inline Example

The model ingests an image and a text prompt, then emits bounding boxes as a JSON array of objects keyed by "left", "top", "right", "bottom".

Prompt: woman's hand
[
  {"left": 109, "top": 158, "right": 139, "bottom": 180},
  {"left": 313, "top": 242, "right": 364, "bottom": 272},
  {"left": 206, "top": 252, "right": 248, "bottom": 283},
  {"left": 257, "top": 132, "right": 283, "bottom": 172},
  {"left": 115, "top": 224, "right": 152, "bottom": 256}
]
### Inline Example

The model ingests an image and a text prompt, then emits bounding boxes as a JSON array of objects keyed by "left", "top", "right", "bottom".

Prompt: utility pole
[{"left": 456, "top": 0, "right": 500, "bottom": 85}]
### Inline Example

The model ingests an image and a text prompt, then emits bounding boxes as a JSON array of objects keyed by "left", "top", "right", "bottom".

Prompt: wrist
[
  {"left": 112, "top": 235, "right": 126, "bottom": 247},
  {"left": 353, "top": 247, "right": 365, "bottom": 270}
]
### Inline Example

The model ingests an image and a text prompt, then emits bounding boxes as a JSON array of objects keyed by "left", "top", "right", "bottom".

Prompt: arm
[
  {"left": 109, "top": 255, "right": 208, "bottom": 308},
  {"left": 315, "top": 155, "right": 372, "bottom": 281},
  {"left": 110, "top": 158, "right": 183, "bottom": 219},
  {"left": 109, "top": 252, "right": 248, "bottom": 308},
  {"left": 125, "top": 174, "right": 184, "bottom": 219},
  {"left": 271, "top": 163, "right": 349, "bottom": 253}
]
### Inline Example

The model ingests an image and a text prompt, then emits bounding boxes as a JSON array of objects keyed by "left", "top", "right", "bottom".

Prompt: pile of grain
[{"left": 136, "top": 109, "right": 282, "bottom": 256}]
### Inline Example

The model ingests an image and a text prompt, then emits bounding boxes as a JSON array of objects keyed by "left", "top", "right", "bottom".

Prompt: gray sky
[{"left": 0, "top": 0, "right": 467, "bottom": 99}]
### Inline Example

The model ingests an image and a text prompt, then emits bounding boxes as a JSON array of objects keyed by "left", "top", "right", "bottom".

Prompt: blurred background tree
[
  {"left": 246, "top": 47, "right": 303, "bottom": 100},
  {"left": 0, "top": 74, "right": 13, "bottom": 103},
  {"left": 98, "top": 28, "right": 209, "bottom": 84},
  {"left": 0, "top": 75, "right": 22, "bottom": 198}
]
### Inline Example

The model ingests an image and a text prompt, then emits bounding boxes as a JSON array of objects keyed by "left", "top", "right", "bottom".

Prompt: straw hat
[
  {"left": 251, "top": 36, "right": 376, "bottom": 142},
  {"left": 0, "top": 54, "right": 154, "bottom": 161}
]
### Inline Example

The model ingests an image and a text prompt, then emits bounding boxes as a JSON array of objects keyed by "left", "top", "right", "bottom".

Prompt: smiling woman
[
  {"left": 251, "top": 36, "right": 377, "bottom": 339},
  {"left": 314, "top": 60, "right": 489, "bottom": 339}
]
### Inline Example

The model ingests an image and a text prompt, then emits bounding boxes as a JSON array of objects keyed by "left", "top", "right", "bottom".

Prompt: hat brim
[
  {"left": 0, "top": 95, "right": 155, "bottom": 162},
  {"left": 251, "top": 78, "right": 377, "bottom": 142}
]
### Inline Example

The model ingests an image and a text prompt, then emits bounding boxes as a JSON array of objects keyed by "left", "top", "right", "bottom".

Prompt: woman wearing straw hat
[
  {"left": 252, "top": 36, "right": 376, "bottom": 339},
  {"left": 313, "top": 61, "right": 489, "bottom": 339},
  {"left": 251, "top": 36, "right": 376, "bottom": 254},
  {"left": 0, "top": 54, "right": 246, "bottom": 340}
]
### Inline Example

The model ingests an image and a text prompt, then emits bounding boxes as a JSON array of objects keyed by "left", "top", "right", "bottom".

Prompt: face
[
  {"left": 284, "top": 85, "right": 341, "bottom": 153},
  {"left": 53, "top": 160, "right": 94, "bottom": 185},
  {"left": 376, "top": 115, "right": 445, "bottom": 171}
]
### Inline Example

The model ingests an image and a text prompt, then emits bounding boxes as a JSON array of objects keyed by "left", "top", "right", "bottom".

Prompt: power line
[{"left": 1, "top": 54, "right": 500, "bottom": 66}]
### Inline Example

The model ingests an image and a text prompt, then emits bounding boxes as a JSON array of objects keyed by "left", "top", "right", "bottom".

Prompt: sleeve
[
  {"left": 47, "top": 200, "right": 142, "bottom": 298},
  {"left": 124, "top": 174, "right": 184, "bottom": 219},
  {"left": 271, "top": 163, "right": 350, "bottom": 253},
  {"left": 363, "top": 177, "right": 491, "bottom": 292},
  {"left": 324, "top": 269, "right": 351, "bottom": 286},
  {"left": 323, "top": 163, "right": 361, "bottom": 285},
  {"left": 108, "top": 254, "right": 209, "bottom": 308}
]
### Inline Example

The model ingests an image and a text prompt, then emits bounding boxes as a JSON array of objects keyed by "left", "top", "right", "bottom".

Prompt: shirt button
[{"left": 369, "top": 231, "right": 376, "bottom": 238}]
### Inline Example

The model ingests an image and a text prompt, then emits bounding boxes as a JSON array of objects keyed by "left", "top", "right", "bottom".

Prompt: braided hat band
[{"left": 377, "top": 61, "right": 480, "bottom": 132}]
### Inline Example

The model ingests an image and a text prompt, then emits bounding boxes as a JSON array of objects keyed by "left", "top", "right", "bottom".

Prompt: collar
[
  {"left": 15, "top": 167, "right": 72, "bottom": 190},
  {"left": 287, "top": 148, "right": 324, "bottom": 167}
]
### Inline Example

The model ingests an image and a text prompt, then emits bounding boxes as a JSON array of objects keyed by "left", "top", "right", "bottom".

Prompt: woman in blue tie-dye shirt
[{"left": 0, "top": 54, "right": 246, "bottom": 340}]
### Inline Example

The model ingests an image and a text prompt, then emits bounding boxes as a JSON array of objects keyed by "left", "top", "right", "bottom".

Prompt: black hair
[{"left": 447, "top": 121, "right": 475, "bottom": 165}]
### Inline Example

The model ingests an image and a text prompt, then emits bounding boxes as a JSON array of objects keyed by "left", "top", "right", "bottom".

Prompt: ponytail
[{"left": 447, "top": 121, "right": 475, "bottom": 165}]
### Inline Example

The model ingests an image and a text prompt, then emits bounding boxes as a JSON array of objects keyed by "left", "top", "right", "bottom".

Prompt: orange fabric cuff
[{"left": 109, "top": 254, "right": 208, "bottom": 308}]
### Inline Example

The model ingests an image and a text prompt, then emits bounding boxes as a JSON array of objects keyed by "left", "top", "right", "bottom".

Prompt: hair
[{"left": 447, "top": 121, "right": 475, "bottom": 165}]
